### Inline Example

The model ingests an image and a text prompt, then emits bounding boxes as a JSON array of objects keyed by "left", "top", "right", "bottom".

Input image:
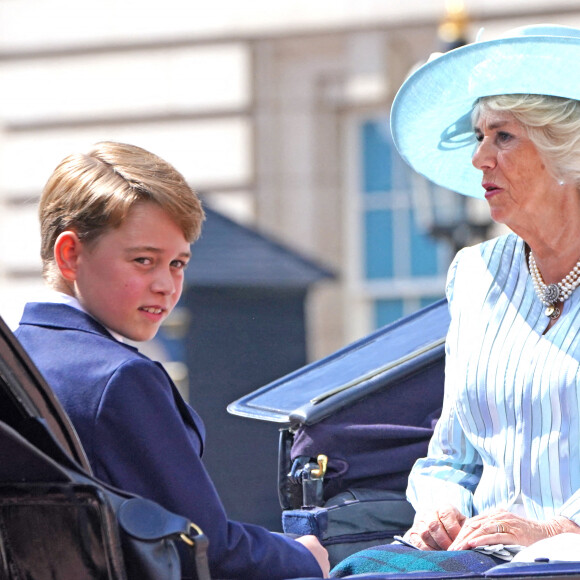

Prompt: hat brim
[{"left": 390, "top": 35, "right": 580, "bottom": 198}]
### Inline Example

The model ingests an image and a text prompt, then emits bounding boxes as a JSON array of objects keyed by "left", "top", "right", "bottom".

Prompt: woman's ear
[{"left": 54, "top": 231, "right": 82, "bottom": 282}]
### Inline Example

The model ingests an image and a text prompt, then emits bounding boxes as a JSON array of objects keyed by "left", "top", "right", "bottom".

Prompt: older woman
[
  {"left": 332, "top": 23, "right": 580, "bottom": 578},
  {"left": 406, "top": 92, "right": 580, "bottom": 552}
]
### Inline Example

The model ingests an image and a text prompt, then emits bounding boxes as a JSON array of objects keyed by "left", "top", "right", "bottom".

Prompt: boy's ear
[{"left": 54, "top": 231, "right": 83, "bottom": 281}]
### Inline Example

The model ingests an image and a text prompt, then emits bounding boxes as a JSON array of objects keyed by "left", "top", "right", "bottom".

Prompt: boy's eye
[
  {"left": 135, "top": 257, "right": 152, "bottom": 265},
  {"left": 171, "top": 260, "right": 188, "bottom": 270}
]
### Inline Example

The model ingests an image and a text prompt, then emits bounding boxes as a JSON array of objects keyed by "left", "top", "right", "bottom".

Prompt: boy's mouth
[{"left": 140, "top": 306, "right": 164, "bottom": 315}]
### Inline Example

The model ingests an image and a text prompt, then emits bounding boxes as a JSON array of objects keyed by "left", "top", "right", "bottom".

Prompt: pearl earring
[{"left": 559, "top": 179, "right": 565, "bottom": 186}]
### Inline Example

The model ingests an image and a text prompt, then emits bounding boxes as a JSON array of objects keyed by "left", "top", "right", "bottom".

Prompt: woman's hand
[
  {"left": 406, "top": 504, "right": 467, "bottom": 550},
  {"left": 448, "top": 512, "right": 580, "bottom": 551}
]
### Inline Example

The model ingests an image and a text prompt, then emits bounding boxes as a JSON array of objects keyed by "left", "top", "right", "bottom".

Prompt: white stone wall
[{"left": 0, "top": 0, "right": 579, "bottom": 351}]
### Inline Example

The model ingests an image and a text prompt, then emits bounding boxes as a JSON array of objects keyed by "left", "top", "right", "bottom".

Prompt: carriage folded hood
[{"left": 227, "top": 299, "right": 450, "bottom": 428}]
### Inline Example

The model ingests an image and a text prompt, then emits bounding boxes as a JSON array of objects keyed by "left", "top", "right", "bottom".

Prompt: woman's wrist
[{"left": 545, "top": 516, "right": 580, "bottom": 538}]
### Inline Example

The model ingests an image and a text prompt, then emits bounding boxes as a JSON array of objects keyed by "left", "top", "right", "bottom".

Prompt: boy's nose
[{"left": 151, "top": 270, "right": 176, "bottom": 295}]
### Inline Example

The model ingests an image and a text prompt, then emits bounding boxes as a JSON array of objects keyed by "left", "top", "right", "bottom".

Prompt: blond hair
[
  {"left": 473, "top": 94, "right": 580, "bottom": 185},
  {"left": 40, "top": 141, "right": 204, "bottom": 286}
]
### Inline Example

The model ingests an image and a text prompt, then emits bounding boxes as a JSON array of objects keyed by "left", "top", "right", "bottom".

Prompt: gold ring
[{"left": 496, "top": 523, "right": 506, "bottom": 534}]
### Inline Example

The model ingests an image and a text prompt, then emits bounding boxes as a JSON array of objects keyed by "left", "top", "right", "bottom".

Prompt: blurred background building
[{"left": 1, "top": 0, "right": 580, "bottom": 528}]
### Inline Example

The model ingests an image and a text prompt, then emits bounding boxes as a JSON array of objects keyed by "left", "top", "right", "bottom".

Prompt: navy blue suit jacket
[{"left": 16, "top": 303, "right": 322, "bottom": 579}]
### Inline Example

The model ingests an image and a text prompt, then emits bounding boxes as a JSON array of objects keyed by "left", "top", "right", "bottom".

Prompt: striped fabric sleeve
[
  {"left": 405, "top": 398, "right": 482, "bottom": 518},
  {"left": 558, "top": 493, "right": 580, "bottom": 526},
  {"left": 406, "top": 248, "right": 482, "bottom": 518}
]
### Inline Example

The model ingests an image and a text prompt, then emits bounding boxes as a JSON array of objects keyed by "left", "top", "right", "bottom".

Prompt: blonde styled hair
[
  {"left": 473, "top": 94, "right": 580, "bottom": 185},
  {"left": 40, "top": 141, "right": 205, "bottom": 286}
]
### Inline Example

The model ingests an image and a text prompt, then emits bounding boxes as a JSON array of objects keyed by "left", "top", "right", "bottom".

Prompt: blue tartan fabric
[{"left": 330, "top": 545, "right": 501, "bottom": 578}]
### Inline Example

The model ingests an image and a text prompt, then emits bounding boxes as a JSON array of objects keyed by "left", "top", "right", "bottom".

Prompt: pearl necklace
[{"left": 528, "top": 251, "right": 580, "bottom": 319}]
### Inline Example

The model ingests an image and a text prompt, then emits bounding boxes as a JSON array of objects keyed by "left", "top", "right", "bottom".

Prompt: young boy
[{"left": 15, "top": 141, "right": 329, "bottom": 579}]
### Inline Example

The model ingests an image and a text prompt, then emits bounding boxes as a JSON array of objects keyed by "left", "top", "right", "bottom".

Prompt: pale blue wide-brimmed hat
[{"left": 390, "top": 24, "right": 580, "bottom": 198}]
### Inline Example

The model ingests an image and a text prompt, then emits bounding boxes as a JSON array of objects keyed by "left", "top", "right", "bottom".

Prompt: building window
[{"left": 360, "top": 117, "right": 450, "bottom": 328}]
